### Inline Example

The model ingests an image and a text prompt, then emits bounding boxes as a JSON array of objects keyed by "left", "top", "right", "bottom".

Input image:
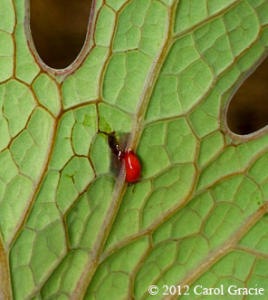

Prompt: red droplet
[{"left": 124, "top": 151, "right": 141, "bottom": 183}]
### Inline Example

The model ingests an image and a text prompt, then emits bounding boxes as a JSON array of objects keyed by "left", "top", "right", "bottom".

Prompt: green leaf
[{"left": 1, "top": 0, "right": 268, "bottom": 299}]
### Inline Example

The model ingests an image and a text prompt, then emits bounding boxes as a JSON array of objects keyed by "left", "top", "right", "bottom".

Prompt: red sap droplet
[{"left": 124, "top": 151, "right": 141, "bottom": 183}]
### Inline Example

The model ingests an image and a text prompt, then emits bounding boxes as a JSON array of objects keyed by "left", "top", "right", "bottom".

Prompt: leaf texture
[{"left": 0, "top": 0, "right": 268, "bottom": 299}]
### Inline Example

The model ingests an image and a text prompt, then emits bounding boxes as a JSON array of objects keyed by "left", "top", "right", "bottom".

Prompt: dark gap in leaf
[
  {"left": 30, "top": 0, "right": 92, "bottom": 69},
  {"left": 227, "top": 55, "right": 268, "bottom": 135}
]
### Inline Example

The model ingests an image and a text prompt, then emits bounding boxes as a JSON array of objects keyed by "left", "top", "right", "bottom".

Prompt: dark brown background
[{"left": 30, "top": 0, "right": 92, "bottom": 69}]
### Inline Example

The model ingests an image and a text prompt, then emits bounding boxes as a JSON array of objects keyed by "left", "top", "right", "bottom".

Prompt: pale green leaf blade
[{"left": 0, "top": 0, "right": 267, "bottom": 299}]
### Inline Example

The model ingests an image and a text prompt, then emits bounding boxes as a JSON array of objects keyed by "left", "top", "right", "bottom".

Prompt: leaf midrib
[
  {"left": 0, "top": 234, "right": 12, "bottom": 300},
  {"left": 3, "top": 0, "right": 264, "bottom": 298},
  {"left": 70, "top": 1, "right": 177, "bottom": 298}
]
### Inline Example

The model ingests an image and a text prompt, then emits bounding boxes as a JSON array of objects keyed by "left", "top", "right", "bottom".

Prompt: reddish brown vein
[
  {"left": 0, "top": 235, "right": 12, "bottom": 300},
  {"left": 69, "top": 1, "right": 179, "bottom": 298},
  {"left": 168, "top": 202, "right": 268, "bottom": 300}
]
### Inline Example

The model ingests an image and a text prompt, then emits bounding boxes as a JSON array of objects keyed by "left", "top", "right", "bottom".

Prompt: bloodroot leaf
[{"left": 0, "top": 0, "right": 268, "bottom": 299}]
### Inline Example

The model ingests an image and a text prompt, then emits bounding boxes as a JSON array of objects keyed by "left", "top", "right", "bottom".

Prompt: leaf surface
[{"left": 0, "top": 0, "right": 268, "bottom": 299}]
